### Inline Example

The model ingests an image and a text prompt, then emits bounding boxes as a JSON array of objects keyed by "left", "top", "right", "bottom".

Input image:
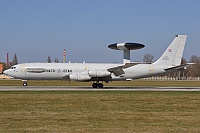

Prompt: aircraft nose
[{"left": 4, "top": 70, "right": 10, "bottom": 76}]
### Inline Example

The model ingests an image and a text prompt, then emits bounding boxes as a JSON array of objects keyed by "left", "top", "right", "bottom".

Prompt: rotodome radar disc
[{"left": 108, "top": 43, "right": 145, "bottom": 50}]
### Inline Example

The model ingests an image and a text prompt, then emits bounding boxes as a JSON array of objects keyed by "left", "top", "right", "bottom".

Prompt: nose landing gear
[{"left": 22, "top": 80, "right": 28, "bottom": 86}]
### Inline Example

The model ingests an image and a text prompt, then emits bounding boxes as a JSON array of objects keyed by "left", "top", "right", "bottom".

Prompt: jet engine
[
  {"left": 88, "top": 70, "right": 111, "bottom": 77},
  {"left": 70, "top": 73, "right": 91, "bottom": 81}
]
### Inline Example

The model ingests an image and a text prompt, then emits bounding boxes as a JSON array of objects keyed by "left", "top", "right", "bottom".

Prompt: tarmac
[{"left": 0, "top": 86, "right": 199, "bottom": 91}]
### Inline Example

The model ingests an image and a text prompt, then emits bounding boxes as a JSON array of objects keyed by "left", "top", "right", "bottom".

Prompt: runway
[{"left": 0, "top": 86, "right": 199, "bottom": 91}]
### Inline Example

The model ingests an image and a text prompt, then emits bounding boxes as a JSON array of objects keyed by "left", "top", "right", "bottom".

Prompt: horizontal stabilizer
[{"left": 164, "top": 63, "right": 195, "bottom": 72}]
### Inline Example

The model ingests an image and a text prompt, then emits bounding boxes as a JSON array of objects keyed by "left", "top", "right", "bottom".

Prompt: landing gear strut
[{"left": 92, "top": 82, "right": 104, "bottom": 88}]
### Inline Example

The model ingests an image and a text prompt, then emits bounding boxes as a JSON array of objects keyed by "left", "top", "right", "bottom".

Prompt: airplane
[{"left": 4, "top": 35, "right": 191, "bottom": 88}]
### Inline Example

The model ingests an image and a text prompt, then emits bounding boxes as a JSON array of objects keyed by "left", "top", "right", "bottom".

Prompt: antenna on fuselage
[{"left": 108, "top": 43, "right": 145, "bottom": 63}]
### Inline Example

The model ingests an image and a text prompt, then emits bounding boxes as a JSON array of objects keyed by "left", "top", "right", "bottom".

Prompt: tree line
[
  {"left": 47, "top": 56, "right": 59, "bottom": 63},
  {"left": 0, "top": 54, "right": 60, "bottom": 73},
  {"left": 0, "top": 53, "right": 18, "bottom": 71}
]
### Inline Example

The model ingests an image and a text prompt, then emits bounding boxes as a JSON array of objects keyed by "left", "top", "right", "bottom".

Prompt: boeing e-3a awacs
[{"left": 4, "top": 35, "right": 190, "bottom": 88}]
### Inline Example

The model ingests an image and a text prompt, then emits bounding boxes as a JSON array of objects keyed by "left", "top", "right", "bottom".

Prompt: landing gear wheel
[
  {"left": 92, "top": 83, "right": 98, "bottom": 88},
  {"left": 92, "top": 83, "right": 104, "bottom": 88},
  {"left": 23, "top": 82, "right": 27, "bottom": 86},
  {"left": 98, "top": 83, "right": 104, "bottom": 88},
  {"left": 22, "top": 80, "right": 28, "bottom": 86}
]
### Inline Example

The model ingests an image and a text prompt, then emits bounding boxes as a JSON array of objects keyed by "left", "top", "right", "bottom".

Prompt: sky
[{"left": 0, "top": 0, "right": 200, "bottom": 63}]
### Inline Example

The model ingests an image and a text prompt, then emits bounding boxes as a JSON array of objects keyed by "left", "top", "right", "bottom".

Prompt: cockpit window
[{"left": 11, "top": 67, "right": 16, "bottom": 69}]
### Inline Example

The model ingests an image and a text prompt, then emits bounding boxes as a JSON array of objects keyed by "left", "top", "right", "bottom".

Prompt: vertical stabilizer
[{"left": 153, "top": 35, "right": 187, "bottom": 66}]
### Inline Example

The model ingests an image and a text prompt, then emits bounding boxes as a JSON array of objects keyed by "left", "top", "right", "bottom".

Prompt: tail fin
[{"left": 153, "top": 35, "right": 187, "bottom": 66}]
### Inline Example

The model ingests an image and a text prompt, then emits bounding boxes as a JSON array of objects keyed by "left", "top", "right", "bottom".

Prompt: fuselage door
[{"left": 21, "top": 65, "right": 26, "bottom": 76}]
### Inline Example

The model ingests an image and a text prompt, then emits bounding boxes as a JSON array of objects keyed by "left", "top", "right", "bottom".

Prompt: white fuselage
[{"left": 5, "top": 62, "right": 166, "bottom": 81}]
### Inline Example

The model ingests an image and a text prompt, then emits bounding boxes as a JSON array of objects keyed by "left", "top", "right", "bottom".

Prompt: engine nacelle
[
  {"left": 70, "top": 73, "right": 91, "bottom": 81},
  {"left": 88, "top": 70, "right": 111, "bottom": 77}
]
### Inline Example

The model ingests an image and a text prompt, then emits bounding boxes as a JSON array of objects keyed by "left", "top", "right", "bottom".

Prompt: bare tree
[
  {"left": 180, "top": 58, "right": 188, "bottom": 79},
  {"left": 189, "top": 55, "right": 200, "bottom": 78},
  {"left": 47, "top": 56, "right": 52, "bottom": 63},
  {"left": 143, "top": 54, "right": 154, "bottom": 63},
  {"left": 13, "top": 53, "right": 18, "bottom": 65},
  {"left": 54, "top": 58, "right": 59, "bottom": 63},
  {"left": 177, "top": 57, "right": 189, "bottom": 79}
]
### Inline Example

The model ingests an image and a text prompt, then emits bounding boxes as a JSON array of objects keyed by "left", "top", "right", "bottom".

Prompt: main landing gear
[{"left": 92, "top": 82, "right": 104, "bottom": 88}]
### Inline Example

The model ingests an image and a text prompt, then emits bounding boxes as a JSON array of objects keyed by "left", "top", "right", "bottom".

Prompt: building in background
[{"left": 0, "top": 63, "right": 4, "bottom": 73}]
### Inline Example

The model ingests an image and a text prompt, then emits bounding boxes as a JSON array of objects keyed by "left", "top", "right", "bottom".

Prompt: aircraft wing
[
  {"left": 164, "top": 63, "right": 195, "bottom": 72},
  {"left": 107, "top": 62, "right": 144, "bottom": 76}
]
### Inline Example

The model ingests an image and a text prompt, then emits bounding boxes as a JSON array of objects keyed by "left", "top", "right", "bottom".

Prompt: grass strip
[{"left": 0, "top": 91, "right": 199, "bottom": 132}]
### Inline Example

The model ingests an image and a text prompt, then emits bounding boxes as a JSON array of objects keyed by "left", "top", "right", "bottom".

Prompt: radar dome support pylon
[
  {"left": 123, "top": 49, "right": 130, "bottom": 63},
  {"left": 108, "top": 43, "right": 145, "bottom": 64}
]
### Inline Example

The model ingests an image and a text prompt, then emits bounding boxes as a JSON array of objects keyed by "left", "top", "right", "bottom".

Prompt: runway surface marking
[{"left": 0, "top": 86, "right": 199, "bottom": 91}]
